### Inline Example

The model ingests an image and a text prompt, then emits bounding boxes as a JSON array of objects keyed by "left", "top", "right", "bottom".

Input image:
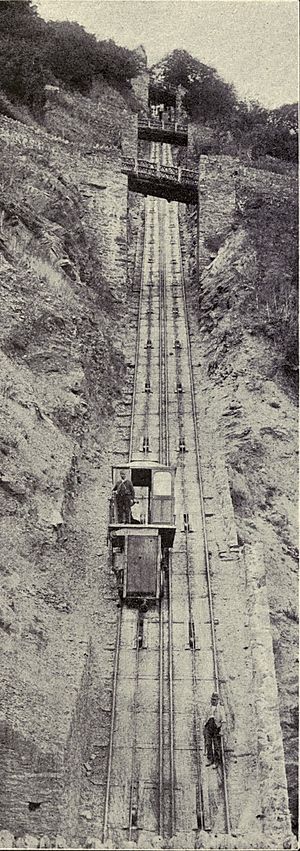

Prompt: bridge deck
[
  {"left": 138, "top": 119, "right": 188, "bottom": 146},
  {"left": 121, "top": 157, "right": 198, "bottom": 204}
]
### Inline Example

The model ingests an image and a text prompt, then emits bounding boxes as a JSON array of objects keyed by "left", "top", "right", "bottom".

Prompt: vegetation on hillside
[
  {"left": 152, "top": 50, "right": 298, "bottom": 163},
  {"left": 195, "top": 188, "right": 298, "bottom": 386},
  {"left": 0, "top": 0, "right": 141, "bottom": 119},
  {"left": 240, "top": 193, "right": 298, "bottom": 383}
]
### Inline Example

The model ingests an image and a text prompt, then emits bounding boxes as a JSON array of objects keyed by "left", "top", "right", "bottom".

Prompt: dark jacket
[{"left": 113, "top": 478, "right": 135, "bottom": 501}]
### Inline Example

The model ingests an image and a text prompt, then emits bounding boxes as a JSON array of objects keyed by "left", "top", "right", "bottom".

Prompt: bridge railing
[
  {"left": 121, "top": 158, "right": 198, "bottom": 186},
  {"left": 138, "top": 118, "right": 188, "bottom": 134},
  {"left": 122, "top": 157, "right": 136, "bottom": 172},
  {"left": 181, "top": 167, "right": 198, "bottom": 185},
  {"left": 138, "top": 159, "right": 158, "bottom": 176},
  {"left": 160, "top": 164, "right": 178, "bottom": 180}
]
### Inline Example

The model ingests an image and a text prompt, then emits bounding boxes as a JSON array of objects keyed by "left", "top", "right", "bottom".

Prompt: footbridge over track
[
  {"left": 138, "top": 118, "right": 188, "bottom": 146},
  {"left": 121, "top": 157, "right": 198, "bottom": 204}
]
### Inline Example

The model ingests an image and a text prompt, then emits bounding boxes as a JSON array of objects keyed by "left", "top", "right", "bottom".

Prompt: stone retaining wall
[
  {"left": 122, "top": 114, "right": 138, "bottom": 159},
  {"left": 198, "top": 156, "right": 238, "bottom": 273},
  {"left": 197, "top": 154, "right": 297, "bottom": 275},
  {"left": 76, "top": 158, "right": 128, "bottom": 301},
  {"left": 244, "top": 544, "right": 293, "bottom": 843}
]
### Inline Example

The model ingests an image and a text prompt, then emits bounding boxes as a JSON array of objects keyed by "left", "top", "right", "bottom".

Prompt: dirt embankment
[
  {"left": 181, "top": 172, "right": 298, "bottom": 834},
  {"left": 0, "top": 82, "right": 137, "bottom": 841}
]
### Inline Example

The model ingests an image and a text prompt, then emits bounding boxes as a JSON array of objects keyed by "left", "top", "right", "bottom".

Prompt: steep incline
[{"left": 0, "top": 102, "right": 138, "bottom": 842}]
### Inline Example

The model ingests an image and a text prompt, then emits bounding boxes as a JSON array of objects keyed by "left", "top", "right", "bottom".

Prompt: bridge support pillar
[{"left": 122, "top": 115, "right": 138, "bottom": 159}]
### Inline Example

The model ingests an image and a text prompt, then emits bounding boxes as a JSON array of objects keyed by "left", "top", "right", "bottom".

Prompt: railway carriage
[{"left": 108, "top": 461, "right": 176, "bottom": 606}]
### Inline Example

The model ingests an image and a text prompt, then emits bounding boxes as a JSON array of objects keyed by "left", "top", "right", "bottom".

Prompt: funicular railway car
[{"left": 108, "top": 462, "right": 176, "bottom": 606}]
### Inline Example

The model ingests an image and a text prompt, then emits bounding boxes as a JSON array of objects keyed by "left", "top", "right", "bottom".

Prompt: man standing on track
[
  {"left": 113, "top": 470, "right": 135, "bottom": 524},
  {"left": 204, "top": 691, "right": 226, "bottom": 767}
]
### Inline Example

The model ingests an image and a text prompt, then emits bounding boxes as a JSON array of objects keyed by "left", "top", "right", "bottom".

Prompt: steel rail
[
  {"left": 156, "top": 143, "right": 166, "bottom": 468},
  {"left": 143, "top": 201, "right": 157, "bottom": 458},
  {"left": 159, "top": 144, "right": 176, "bottom": 835},
  {"left": 128, "top": 147, "right": 162, "bottom": 842},
  {"left": 168, "top": 553, "right": 176, "bottom": 837},
  {"left": 104, "top": 151, "right": 159, "bottom": 843},
  {"left": 175, "top": 185, "right": 231, "bottom": 835},
  {"left": 162, "top": 199, "right": 170, "bottom": 468},
  {"left": 158, "top": 596, "right": 164, "bottom": 836},
  {"left": 164, "top": 141, "right": 230, "bottom": 832},
  {"left": 128, "top": 196, "right": 150, "bottom": 462},
  {"left": 165, "top": 194, "right": 205, "bottom": 829},
  {"left": 102, "top": 607, "right": 122, "bottom": 844},
  {"left": 129, "top": 141, "right": 158, "bottom": 462},
  {"left": 128, "top": 159, "right": 159, "bottom": 834},
  {"left": 128, "top": 611, "right": 140, "bottom": 842},
  {"left": 127, "top": 142, "right": 168, "bottom": 843},
  {"left": 148, "top": 142, "right": 168, "bottom": 839},
  {"left": 158, "top": 198, "right": 167, "bottom": 467}
]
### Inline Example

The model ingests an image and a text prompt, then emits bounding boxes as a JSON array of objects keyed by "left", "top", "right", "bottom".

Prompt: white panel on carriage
[{"left": 152, "top": 470, "right": 172, "bottom": 496}]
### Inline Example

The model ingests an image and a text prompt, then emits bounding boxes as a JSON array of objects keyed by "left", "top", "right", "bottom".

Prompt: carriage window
[{"left": 152, "top": 471, "right": 172, "bottom": 496}]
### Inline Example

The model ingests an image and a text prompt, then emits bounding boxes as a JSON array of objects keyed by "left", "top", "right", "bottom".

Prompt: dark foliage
[
  {"left": 0, "top": 0, "right": 140, "bottom": 114},
  {"left": 152, "top": 49, "right": 298, "bottom": 163},
  {"left": 184, "top": 77, "right": 236, "bottom": 124},
  {"left": 42, "top": 22, "right": 140, "bottom": 94},
  {"left": 153, "top": 49, "right": 237, "bottom": 124},
  {"left": 232, "top": 101, "right": 298, "bottom": 163},
  {"left": 0, "top": 38, "right": 46, "bottom": 115}
]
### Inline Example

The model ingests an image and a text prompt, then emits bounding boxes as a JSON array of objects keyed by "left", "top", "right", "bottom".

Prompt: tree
[
  {"left": 183, "top": 76, "right": 236, "bottom": 124},
  {"left": 41, "top": 22, "right": 141, "bottom": 94},
  {"left": 0, "top": 0, "right": 38, "bottom": 35},
  {"left": 151, "top": 49, "right": 237, "bottom": 124},
  {"left": 269, "top": 103, "right": 298, "bottom": 135},
  {"left": 42, "top": 21, "right": 98, "bottom": 92},
  {"left": 153, "top": 49, "right": 216, "bottom": 90},
  {"left": 0, "top": 37, "right": 46, "bottom": 113},
  {"left": 0, "top": 3, "right": 141, "bottom": 113},
  {"left": 231, "top": 100, "right": 298, "bottom": 162}
]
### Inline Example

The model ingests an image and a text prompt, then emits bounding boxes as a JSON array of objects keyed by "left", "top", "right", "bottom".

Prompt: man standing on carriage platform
[{"left": 113, "top": 470, "right": 135, "bottom": 524}]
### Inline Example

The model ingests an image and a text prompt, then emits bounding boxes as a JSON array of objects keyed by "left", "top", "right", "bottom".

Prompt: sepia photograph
[{"left": 0, "top": 0, "right": 298, "bottom": 849}]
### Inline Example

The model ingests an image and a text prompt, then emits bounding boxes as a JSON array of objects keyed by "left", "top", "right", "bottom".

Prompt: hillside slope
[
  {"left": 181, "top": 173, "right": 298, "bottom": 832},
  {"left": 0, "top": 84, "right": 137, "bottom": 841}
]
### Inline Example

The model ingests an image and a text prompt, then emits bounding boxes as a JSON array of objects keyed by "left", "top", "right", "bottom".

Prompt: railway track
[
  {"left": 102, "top": 143, "right": 175, "bottom": 844},
  {"left": 161, "top": 142, "right": 231, "bottom": 835},
  {"left": 102, "top": 141, "right": 231, "bottom": 845}
]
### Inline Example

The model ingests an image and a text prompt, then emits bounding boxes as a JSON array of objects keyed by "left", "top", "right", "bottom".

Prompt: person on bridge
[
  {"left": 158, "top": 103, "right": 164, "bottom": 122},
  {"left": 204, "top": 692, "right": 226, "bottom": 768},
  {"left": 113, "top": 471, "right": 135, "bottom": 524}
]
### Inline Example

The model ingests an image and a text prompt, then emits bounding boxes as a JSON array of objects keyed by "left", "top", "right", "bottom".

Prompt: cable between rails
[
  {"left": 165, "top": 193, "right": 205, "bottom": 828},
  {"left": 159, "top": 147, "right": 176, "bottom": 834},
  {"left": 163, "top": 140, "right": 230, "bottom": 832},
  {"left": 129, "top": 143, "right": 158, "bottom": 462},
  {"left": 177, "top": 196, "right": 231, "bottom": 835}
]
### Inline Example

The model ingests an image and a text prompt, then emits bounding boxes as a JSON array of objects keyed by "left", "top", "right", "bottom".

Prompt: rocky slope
[
  {"left": 180, "top": 173, "right": 298, "bottom": 834},
  {"left": 0, "top": 79, "right": 139, "bottom": 843}
]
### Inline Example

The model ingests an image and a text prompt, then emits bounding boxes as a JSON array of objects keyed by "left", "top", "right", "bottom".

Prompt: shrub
[{"left": 0, "top": 1, "right": 141, "bottom": 115}]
